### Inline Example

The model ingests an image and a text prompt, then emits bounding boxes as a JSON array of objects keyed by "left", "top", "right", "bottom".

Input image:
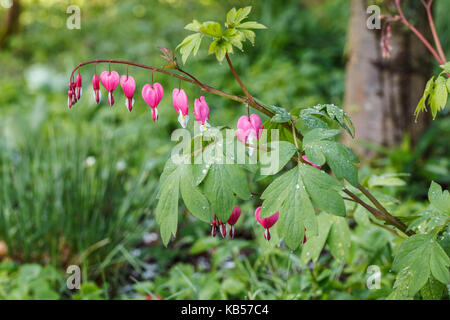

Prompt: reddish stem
[
  {"left": 421, "top": 0, "right": 447, "bottom": 63},
  {"left": 394, "top": 0, "right": 445, "bottom": 65}
]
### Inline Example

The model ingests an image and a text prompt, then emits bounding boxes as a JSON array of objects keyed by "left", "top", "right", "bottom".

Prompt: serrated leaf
[
  {"left": 428, "top": 181, "right": 450, "bottom": 215},
  {"left": 226, "top": 7, "right": 237, "bottom": 28},
  {"left": 300, "top": 214, "right": 333, "bottom": 265},
  {"left": 234, "top": 6, "right": 252, "bottom": 25},
  {"left": 300, "top": 164, "right": 346, "bottom": 217},
  {"left": 259, "top": 141, "right": 297, "bottom": 176},
  {"left": 430, "top": 76, "right": 448, "bottom": 119},
  {"left": 414, "top": 77, "right": 434, "bottom": 120},
  {"left": 223, "top": 163, "right": 251, "bottom": 200},
  {"left": 368, "top": 173, "right": 407, "bottom": 188},
  {"left": 208, "top": 39, "right": 232, "bottom": 62},
  {"left": 388, "top": 267, "right": 414, "bottom": 300},
  {"left": 430, "top": 241, "right": 450, "bottom": 284},
  {"left": 327, "top": 216, "right": 351, "bottom": 263},
  {"left": 300, "top": 104, "right": 354, "bottom": 137},
  {"left": 199, "top": 21, "right": 223, "bottom": 37},
  {"left": 303, "top": 128, "right": 359, "bottom": 186},
  {"left": 239, "top": 29, "right": 255, "bottom": 46},
  {"left": 393, "top": 234, "right": 450, "bottom": 295},
  {"left": 223, "top": 28, "right": 244, "bottom": 51},
  {"left": 177, "top": 33, "right": 203, "bottom": 64},
  {"left": 184, "top": 19, "right": 202, "bottom": 32},
  {"left": 180, "top": 167, "right": 211, "bottom": 223},
  {"left": 261, "top": 166, "right": 319, "bottom": 250},
  {"left": 155, "top": 163, "right": 180, "bottom": 246},
  {"left": 237, "top": 21, "right": 267, "bottom": 29},
  {"left": 202, "top": 163, "right": 249, "bottom": 222},
  {"left": 420, "top": 276, "right": 445, "bottom": 300}
]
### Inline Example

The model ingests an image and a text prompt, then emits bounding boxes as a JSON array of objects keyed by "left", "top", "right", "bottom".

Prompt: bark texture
[{"left": 344, "top": 0, "right": 431, "bottom": 154}]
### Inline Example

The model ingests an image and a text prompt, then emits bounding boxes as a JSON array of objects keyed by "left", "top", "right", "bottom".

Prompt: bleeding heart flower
[
  {"left": 255, "top": 206, "right": 279, "bottom": 241},
  {"left": 227, "top": 206, "right": 241, "bottom": 239},
  {"left": 172, "top": 88, "right": 189, "bottom": 128},
  {"left": 120, "top": 75, "right": 136, "bottom": 112},
  {"left": 211, "top": 219, "right": 218, "bottom": 237},
  {"left": 68, "top": 89, "right": 73, "bottom": 109},
  {"left": 75, "top": 73, "right": 82, "bottom": 100},
  {"left": 219, "top": 221, "right": 227, "bottom": 238},
  {"left": 100, "top": 71, "right": 120, "bottom": 106},
  {"left": 236, "top": 114, "right": 263, "bottom": 155},
  {"left": 302, "top": 155, "right": 322, "bottom": 169},
  {"left": 69, "top": 82, "right": 77, "bottom": 104},
  {"left": 92, "top": 73, "right": 101, "bottom": 104},
  {"left": 142, "top": 83, "right": 164, "bottom": 122},
  {"left": 194, "top": 96, "right": 210, "bottom": 132}
]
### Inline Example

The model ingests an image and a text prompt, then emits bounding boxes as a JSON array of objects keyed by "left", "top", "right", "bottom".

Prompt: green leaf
[
  {"left": 223, "top": 28, "right": 244, "bottom": 51},
  {"left": 303, "top": 128, "right": 341, "bottom": 144},
  {"left": 259, "top": 141, "right": 297, "bottom": 176},
  {"left": 300, "top": 214, "right": 333, "bottom": 265},
  {"left": 223, "top": 163, "right": 251, "bottom": 200},
  {"left": 368, "top": 173, "right": 407, "bottom": 188},
  {"left": 180, "top": 167, "right": 211, "bottom": 223},
  {"left": 234, "top": 6, "right": 252, "bottom": 25},
  {"left": 420, "top": 276, "right": 445, "bottom": 300},
  {"left": 237, "top": 21, "right": 267, "bottom": 29},
  {"left": 430, "top": 76, "right": 448, "bottom": 119},
  {"left": 300, "top": 164, "right": 346, "bottom": 217},
  {"left": 388, "top": 267, "right": 414, "bottom": 300},
  {"left": 226, "top": 8, "right": 238, "bottom": 28},
  {"left": 184, "top": 19, "right": 202, "bottom": 32},
  {"left": 199, "top": 21, "right": 223, "bottom": 37},
  {"left": 208, "top": 39, "right": 232, "bottom": 62},
  {"left": 299, "top": 104, "right": 354, "bottom": 137},
  {"left": 327, "top": 216, "right": 351, "bottom": 263},
  {"left": 415, "top": 77, "right": 434, "bottom": 120},
  {"left": 303, "top": 128, "right": 359, "bottom": 186},
  {"left": 261, "top": 166, "right": 318, "bottom": 250},
  {"left": 239, "top": 29, "right": 255, "bottom": 46},
  {"left": 176, "top": 33, "right": 203, "bottom": 64},
  {"left": 155, "top": 161, "right": 181, "bottom": 246},
  {"left": 428, "top": 181, "right": 450, "bottom": 215},
  {"left": 202, "top": 163, "right": 249, "bottom": 222},
  {"left": 393, "top": 234, "right": 450, "bottom": 295},
  {"left": 440, "top": 61, "right": 450, "bottom": 73},
  {"left": 429, "top": 241, "right": 450, "bottom": 284}
]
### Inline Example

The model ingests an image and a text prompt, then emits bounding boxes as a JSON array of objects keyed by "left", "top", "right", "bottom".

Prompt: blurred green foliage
[{"left": 0, "top": 0, "right": 449, "bottom": 300}]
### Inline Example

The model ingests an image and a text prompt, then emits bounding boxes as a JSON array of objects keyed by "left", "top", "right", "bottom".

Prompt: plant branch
[
  {"left": 395, "top": 0, "right": 445, "bottom": 65},
  {"left": 225, "top": 53, "right": 256, "bottom": 107},
  {"left": 69, "top": 59, "right": 302, "bottom": 137},
  {"left": 357, "top": 183, "right": 414, "bottom": 236},
  {"left": 421, "top": 0, "right": 447, "bottom": 63}
]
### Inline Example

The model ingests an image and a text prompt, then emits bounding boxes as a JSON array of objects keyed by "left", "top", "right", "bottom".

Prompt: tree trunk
[
  {"left": 344, "top": 0, "right": 431, "bottom": 155},
  {"left": 0, "top": 0, "right": 21, "bottom": 49}
]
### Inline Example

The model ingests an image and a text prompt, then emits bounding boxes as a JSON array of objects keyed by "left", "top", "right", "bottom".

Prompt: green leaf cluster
[
  {"left": 415, "top": 64, "right": 450, "bottom": 120},
  {"left": 176, "top": 6, "right": 266, "bottom": 63},
  {"left": 303, "top": 128, "right": 359, "bottom": 186},
  {"left": 260, "top": 164, "right": 346, "bottom": 250}
]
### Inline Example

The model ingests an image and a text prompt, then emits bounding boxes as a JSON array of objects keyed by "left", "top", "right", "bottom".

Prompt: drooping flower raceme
[
  {"left": 120, "top": 75, "right": 136, "bottom": 112},
  {"left": 227, "top": 206, "right": 241, "bottom": 239},
  {"left": 100, "top": 71, "right": 120, "bottom": 106},
  {"left": 236, "top": 114, "right": 263, "bottom": 155},
  {"left": 194, "top": 96, "right": 210, "bottom": 132},
  {"left": 172, "top": 88, "right": 189, "bottom": 128},
  {"left": 255, "top": 206, "right": 279, "bottom": 241},
  {"left": 302, "top": 155, "right": 322, "bottom": 169},
  {"left": 92, "top": 73, "right": 101, "bottom": 104},
  {"left": 142, "top": 83, "right": 164, "bottom": 122},
  {"left": 75, "top": 73, "right": 82, "bottom": 100}
]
